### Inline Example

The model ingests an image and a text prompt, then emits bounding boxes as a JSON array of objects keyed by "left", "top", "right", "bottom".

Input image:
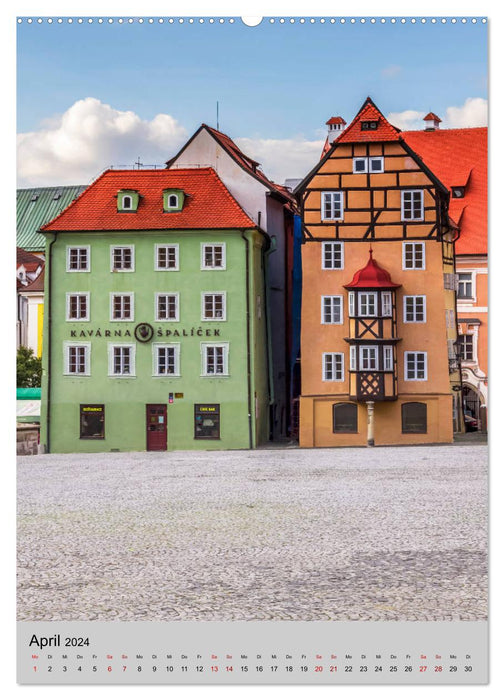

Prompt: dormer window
[
  {"left": 117, "top": 190, "right": 140, "bottom": 212},
  {"left": 361, "top": 120, "right": 378, "bottom": 131},
  {"left": 452, "top": 186, "right": 465, "bottom": 199},
  {"left": 163, "top": 189, "right": 185, "bottom": 212}
]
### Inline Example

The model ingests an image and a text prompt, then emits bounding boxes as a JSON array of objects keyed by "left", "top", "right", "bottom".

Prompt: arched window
[
  {"left": 168, "top": 194, "right": 179, "bottom": 208},
  {"left": 122, "top": 195, "right": 132, "bottom": 210},
  {"left": 332, "top": 403, "right": 358, "bottom": 433},
  {"left": 401, "top": 402, "right": 427, "bottom": 433}
]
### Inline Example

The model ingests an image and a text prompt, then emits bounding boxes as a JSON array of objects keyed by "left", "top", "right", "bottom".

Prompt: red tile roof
[
  {"left": 344, "top": 249, "right": 401, "bottom": 289},
  {"left": 402, "top": 127, "right": 487, "bottom": 255},
  {"left": 336, "top": 97, "right": 402, "bottom": 144},
  {"left": 326, "top": 116, "right": 346, "bottom": 125},
  {"left": 41, "top": 168, "right": 256, "bottom": 232},
  {"left": 423, "top": 112, "right": 442, "bottom": 122},
  {"left": 17, "top": 247, "right": 43, "bottom": 267},
  {"left": 22, "top": 265, "right": 45, "bottom": 292}
]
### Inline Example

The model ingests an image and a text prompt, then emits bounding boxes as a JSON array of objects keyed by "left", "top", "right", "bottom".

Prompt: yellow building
[{"left": 295, "top": 97, "right": 461, "bottom": 447}]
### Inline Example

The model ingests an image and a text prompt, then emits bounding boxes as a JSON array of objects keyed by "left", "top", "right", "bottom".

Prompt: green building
[{"left": 40, "top": 168, "right": 271, "bottom": 452}]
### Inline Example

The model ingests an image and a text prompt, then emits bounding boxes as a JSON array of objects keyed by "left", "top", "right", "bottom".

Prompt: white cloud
[
  {"left": 234, "top": 136, "right": 325, "bottom": 183},
  {"left": 17, "top": 98, "right": 188, "bottom": 187},
  {"left": 444, "top": 98, "right": 488, "bottom": 128},
  {"left": 381, "top": 65, "right": 402, "bottom": 79},
  {"left": 387, "top": 98, "right": 488, "bottom": 132}
]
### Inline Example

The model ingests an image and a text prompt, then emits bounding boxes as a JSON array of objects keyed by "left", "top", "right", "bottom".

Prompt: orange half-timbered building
[{"left": 295, "top": 97, "right": 461, "bottom": 447}]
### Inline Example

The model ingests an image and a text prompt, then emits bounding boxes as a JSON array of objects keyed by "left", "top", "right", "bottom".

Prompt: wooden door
[{"left": 146, "top": 404, "right": 167, "bottom": 451}]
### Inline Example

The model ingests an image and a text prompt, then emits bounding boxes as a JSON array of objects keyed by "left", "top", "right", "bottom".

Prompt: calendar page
[{"left": 15, "top": 1, "right": 490, "bottom": 689}]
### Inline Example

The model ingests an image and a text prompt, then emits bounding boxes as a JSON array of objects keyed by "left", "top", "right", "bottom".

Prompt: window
[
  {"left": 349, "top": 345, "right": 356, "bottom": 370},
  {"left": 361, "top": 121, "right": 378, "bottom": 131},
  {"left": 168, "top": 194, "right": 178, "bottom": 208},
  {"left": 80, "top": 405, "right": 105, "bottom": 439},
  {"left": 117, "top": 190, "right": 139, "bottom": 212},
  {"left": 155, "top": 244, "right": 179, "bottom": 271},
  {"left": 110, "top": 293, "right": 134, "bottom": 321},
  {"left": 403, "top": 242, "right": 425, "bottom": 270},
  {"left": 153, "top": 344, "right": 180, "bottom": 376},
  {"left": 458, "top": 334, "right": 474, "bottom": 361},
  {"left": 108, "top": 344, "right": 135, "bottom": 377},
  {"left": 457, "top": 272, "right": 473, "bottom": 299},
  {"left": 111, "top": 246, "right": 134, "bottom": 271},
  {"left": 401, "top": 190, "right": 424, "bottom": 221},
  {"left": 64, "top": 343, "right": 90, "bottom": 375},
  {"left": 163, "top": 189, "right": 185, "bottom": 212},
  {"left": 322, "top": 353, "right": 344, "bottom": 381},
  {"left": 201, "top": 243, "right": 226, "bottom": 270},
  {"left": 381, "top": 291, "right": 392, "bottom": 317},
  {"left": 322, "top": 241, "right": 344, "bottom": 269},
  {"left": 321, "top": 191, "right": 344, "bottom": 221},
  {"left": 66, "top": 293, "right": 89, "bottom": 321},
  {"left": 332, "top": 403, "right": 358, "bottom": 433},
  {"left": 348, "top": 292, "right": 355, "bottom": 317},
  {"left": 67, "top": 246, "right": 90, "bottom": 272},
  {"left": 194, "top": 404, "right": 220, "bottom": 440},
  {"left": 155, "top": 293, "right": 179, "bottom": 321},
  {"left": 202, "top": 343, "right": 229, "bottom": 376},
  {"left": 122, "top": 195, "right": 132, "bottom": 210},
  {"left": 321, "top": 296, "right": 343, "bottom": 324},
  {"left": 358, "top": 292, "right": 377, "bottom": 317},
  {"left": 359, "top": 346, "right": 379, "bottom": 370},
  {"left": 352, "top": 156, "right": 384, "bottom": 173},
  {"left": 383, "top": 345, "right": 394, "bottom": 371},
  {"left": 404, "top": 352, "right": 427, "bottom": 380},
  {"left": 402, "top": 402, "right": 427, "bottom": 434},
  {"left": 403, "top": 295, "right": 426, "bottom": 323},
  {"left": 202, "top": 293, "right": 226, "bottom": 321}
]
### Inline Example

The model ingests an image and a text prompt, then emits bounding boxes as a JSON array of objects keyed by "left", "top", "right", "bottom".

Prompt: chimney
[
  {"left": 326, "top": 116, "right": 347, "bottom": 143},
  {"left": 423, "top": 112, "right": 442, "bottom": 131}
]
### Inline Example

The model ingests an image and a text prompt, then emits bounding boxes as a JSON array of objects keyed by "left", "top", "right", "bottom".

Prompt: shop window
[
  {"left": 401, "top": 402, "right": 427, "bottom": 433},
  {"left": 194, "top": 403, "right": 220, "bottom": 439},
  {"left": 80, "top": 404, "right": 105, "bottom": 439},
  {"left": 332, "top": 403, "right": 358, "bottom": 433}
]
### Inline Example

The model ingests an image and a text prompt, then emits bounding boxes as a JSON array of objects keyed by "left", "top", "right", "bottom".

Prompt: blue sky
[{"left": 16, "top": 15, "right": 488, "bottom": 185}]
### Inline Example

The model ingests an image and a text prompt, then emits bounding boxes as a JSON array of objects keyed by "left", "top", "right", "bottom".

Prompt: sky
[{"left": 16, "top": 12, "right": 488, "bottom": 188}]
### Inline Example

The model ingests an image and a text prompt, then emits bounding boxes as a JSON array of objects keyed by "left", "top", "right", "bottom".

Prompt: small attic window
[
  {"left": 117, "top": 190, "right": 140, "bottom": 212},
  {"left": 361, "top": 121, "right": 378, "bottom": 131},
  {"left": 30, "top": 191, "right": 40, "bottom": 202},
  {"left": 163, "top": 189, "right": 185, "bottom": 212},
  {"left": 53, "top": 189, "right": 62, "bottom": 201},
  {"left": 452, "top": 186, "right": 465, "bottom": 199}
]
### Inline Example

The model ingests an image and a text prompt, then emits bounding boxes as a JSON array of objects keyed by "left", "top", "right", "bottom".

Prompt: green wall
[{"left": 41, "top": 228, "right": 270, "bottom": 453}]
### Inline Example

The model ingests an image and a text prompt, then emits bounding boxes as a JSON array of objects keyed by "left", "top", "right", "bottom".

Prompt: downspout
[
  {"left": 44, "top": 232, "right": 57, "bottom": 453},
  {"left": 240, "top": 229, "right": 254, "bottom": 449}
]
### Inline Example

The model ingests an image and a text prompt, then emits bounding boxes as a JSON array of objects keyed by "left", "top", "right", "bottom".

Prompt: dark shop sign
[{"left": 68, "top": 326, "right": 222, "bottom": 340}]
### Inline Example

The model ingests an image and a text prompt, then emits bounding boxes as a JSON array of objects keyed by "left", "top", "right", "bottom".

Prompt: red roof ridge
[{"left": 335, "top": 96, "right": 402, "bottom": 144}]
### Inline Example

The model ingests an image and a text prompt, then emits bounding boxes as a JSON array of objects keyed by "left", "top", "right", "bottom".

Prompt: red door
[{"left": 146, "top": 404, "right": 167, "bottom": 451}]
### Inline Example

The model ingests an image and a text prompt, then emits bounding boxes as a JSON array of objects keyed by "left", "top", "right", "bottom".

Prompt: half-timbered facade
[{"left": 295, "top": 97, "right": 461, "bottom": 447}]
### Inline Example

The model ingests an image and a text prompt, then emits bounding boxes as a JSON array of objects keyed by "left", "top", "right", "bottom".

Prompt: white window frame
[
  {"left": 321, "top": 191, "right": 344, "bottom": 221},
  {"left": 110, "top": 245, "right": 135, "bottom": 272},
  {"left": 66, "top": 292, "right": 90, "bottom": 321},
  {"left": 321, "top": 295, "right": 343, "bottom": 324},
  {"left": 110, "top": 293, "right": 134, "bottom": 322},
  {"left": 152, "top": 343, "right": 181, "bottom": 377},
  {"left": 383, "top": 345, "right": 394, "bottom": 371},
  {"left": 121, "top": 194, "right": 133, "bottom": 210},
  {"left": 322, "top": 352, "right": 345, "bottom": 381},
  {"left": 201, "top": 243, "right": 226, "bottom": 270},
  {"left": 63, "top": 342, "right": 91, "bottom": 376},
  {"left": 404, "top": 351, "right": 428, "bottom": 381},
  {"left": 321, "top": 241, "right": 344, "bottom": 270},
  {"left": 155, "top": 244, "right": 179, "bottom": 271},
  {"left": 458, "top": 333, "right": 476, "bottom": 363},
  {"left": 348, "top": 291, "right": 355, "bottom": 317},
  {"left": 403, "top": 295, "right": 426, "bottom": 323},
  {"left": 352, "top": 156, "right": 384, "bottom": 174},
  {"left": 402, "top": 241, "right": 425, "bottom": 270},
  {"left": 155, "top": 292, "right": 180, "bottom": 322},
  {"left": 201, "top": 342, "right": 229, "bottom": 377},
  {"left": 358, "top": 292, "right": 377, "bottom": 317},
  {"left": 201, "top": 292, "right": 227, "bottom": 321},
  {"left": 381, "top": 291, "right": 393, "bottom": 317},
  {"left": 108, "top": 343, "right": 136, "bottom": 377},
  {"left": 359, "top": 345, "right": 379, "bottom": 370},
  {"left": 66, "top": 245, "right": 90, "bottom": 272},
  {"left": 369, "top": 156, "right": 385, "bottom": 173},
  {"left": 401, "top": 190, "right": 424, "bottom": 221},
  {"left": 457, "top": 271, "right": 475, "bottom": 301},
  {"left": 167, "top": 193, "right": 179, "bottom": 209},
  {"left": 349, "top": 345, "right": 357, "bottom": 370},
  {"left": 353, "top": 157, "right": 368, "bottom": 173}
]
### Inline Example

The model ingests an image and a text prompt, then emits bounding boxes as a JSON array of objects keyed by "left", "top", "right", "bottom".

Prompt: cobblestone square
[{"left": 17, "top": 444, "right": 487, "bottom": 621}]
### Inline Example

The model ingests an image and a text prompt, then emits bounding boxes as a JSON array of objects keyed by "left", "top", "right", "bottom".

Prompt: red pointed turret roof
[
  {"left": 336, "top": 97, "right": 402, "bottom": 144},
  {"left": 344, "top": 248, "right": 401, "bottom": 289},
  {"left": 326, "top": 116, "right": 346, "bottom": 125},
  {"left": 423, "top": 112, "right": 442, "bottom": 122}
]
